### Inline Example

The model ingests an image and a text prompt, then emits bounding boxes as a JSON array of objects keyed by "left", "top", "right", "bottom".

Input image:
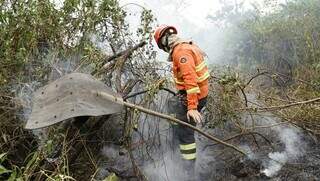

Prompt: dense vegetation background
[
  {"left": 0, "top": 0, "right": 319, "bottom": 180},
  {"left": 210, "top": 0, "right": 320, "bottom": 133},
  {"left": 0, "top": 0, "right": 158, "bottom": 180}
]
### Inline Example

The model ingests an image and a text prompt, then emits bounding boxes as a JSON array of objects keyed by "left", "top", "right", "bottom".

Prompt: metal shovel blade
[{"left": 25, "top": 73, "right": 124, "bottom": 129}]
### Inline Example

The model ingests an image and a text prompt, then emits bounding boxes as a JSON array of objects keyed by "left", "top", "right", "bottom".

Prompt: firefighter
[{"left": 154, "top": 25, "right": 209, "bottom": 178}]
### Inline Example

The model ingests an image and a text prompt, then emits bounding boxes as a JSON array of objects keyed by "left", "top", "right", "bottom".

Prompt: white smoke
[
  {"left": 13, "top": 81, "right": 41, "bottom": 121},
  {"left": 262, "top": 127, "right": 305, "bottom": 177},
  {"left": 263, "top": 152, "right": 287, "bottom": 177},
  {"left": 243, "top": 97, "right": 306, "bottom": 178},
  {"left": 89, "top": 34, "right": 112, "bottom": 54},
  {"left": 142, "top": 151, "right": 187, "bottom": 181},
  {"left": 241, "top": 144, "right": 256, "bottom": 160}
]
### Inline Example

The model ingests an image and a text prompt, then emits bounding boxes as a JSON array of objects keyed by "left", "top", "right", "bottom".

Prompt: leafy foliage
[
  {"left": 209, "top": 0, "right": 320, "bottom": 134},
  {"left": 0, "top": 0, "right": 157, "bottom": 179}
]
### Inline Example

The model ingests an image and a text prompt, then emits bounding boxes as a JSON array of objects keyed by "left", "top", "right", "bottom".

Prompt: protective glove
[{"left": 187, "top": 109, "right": 202, "bottom": 123}]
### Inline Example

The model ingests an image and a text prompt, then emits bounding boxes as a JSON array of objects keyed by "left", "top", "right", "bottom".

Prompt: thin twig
[{"left": 123, "top": 87, "right": 176, "bottom": 100}]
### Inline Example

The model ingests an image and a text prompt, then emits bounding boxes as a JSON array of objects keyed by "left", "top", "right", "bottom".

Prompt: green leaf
[
  {"left": 25, "top": 152, "right": 39, "bottom": 171},
  {"left": 46, "top": 140, "right": 53, "bottom": 153},
  {"left": 0, "top": 153, "right": 7, "bottom": 163},
  {"left": 103, "top": 173, "right": 119, "bottom": 181},
  {"left": 7, "top": 167, "right": 22, "bottom": 181},
  {"left": 0, "top": 164, "right": 12, "bottom": 175}
]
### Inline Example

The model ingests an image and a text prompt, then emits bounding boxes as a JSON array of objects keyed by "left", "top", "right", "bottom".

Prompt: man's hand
[{"left": 187, "top": 109, "right": 202, "bottom": 123}]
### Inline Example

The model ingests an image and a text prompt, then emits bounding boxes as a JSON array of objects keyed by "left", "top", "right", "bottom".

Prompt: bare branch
[{"left": 241, "top": 97, "right": 320, "bottom": 112}]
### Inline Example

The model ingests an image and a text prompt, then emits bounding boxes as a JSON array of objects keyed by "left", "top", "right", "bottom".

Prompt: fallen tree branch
[
  {"left": 202, "top": 131, "right": 274, "bottom": 151},
  {"left": 92, "top": 41, "right": 147, "bottom": 76},
  {"left": 239, "top": 97, "right": 320, "bottom": 112},
  {"left": 248, "top": 121, "right": 290, "bottom": 129},
  {"left": 105, "top": 41, "right": 147, "bottom": 63}
]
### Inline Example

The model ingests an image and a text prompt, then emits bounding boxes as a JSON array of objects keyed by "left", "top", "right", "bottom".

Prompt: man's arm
[{"left": 176, "top": 50, "right": 202, "bottom": 123}]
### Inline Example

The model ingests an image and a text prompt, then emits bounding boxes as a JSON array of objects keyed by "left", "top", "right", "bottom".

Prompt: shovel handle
[{"left": 96, "top": 91, "right": 246, "bottom": 156}]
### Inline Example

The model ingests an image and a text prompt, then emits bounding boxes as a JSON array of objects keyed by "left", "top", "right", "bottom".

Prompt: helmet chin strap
[
  {"left": 161, "top": 33, "right": 171, "bottom": 52},
  {"left": 163, "top": 46, "right": 170, "bottom": 53}
]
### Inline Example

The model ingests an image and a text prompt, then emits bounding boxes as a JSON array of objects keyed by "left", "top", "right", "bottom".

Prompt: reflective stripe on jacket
[{"left": 171, "top": 42, "right": 209, "bottom": 110}]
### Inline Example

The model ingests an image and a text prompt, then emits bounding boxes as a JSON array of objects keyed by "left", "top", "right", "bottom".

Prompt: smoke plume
[{"left": 262, "top": 127, "right": 305, "bottom": 177}]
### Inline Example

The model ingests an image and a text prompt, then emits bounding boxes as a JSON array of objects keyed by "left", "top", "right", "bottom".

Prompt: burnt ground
[
  {"left": 196, "top": 129, "right": 320, "bottom": 181},
  {"left": 95, "top": 105, "right": 320, "bottom": 181}
]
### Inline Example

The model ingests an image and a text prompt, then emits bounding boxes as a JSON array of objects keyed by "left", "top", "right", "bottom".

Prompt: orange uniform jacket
[{"left": 171, "top": 42, "right": 209, "bottom": 110}]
